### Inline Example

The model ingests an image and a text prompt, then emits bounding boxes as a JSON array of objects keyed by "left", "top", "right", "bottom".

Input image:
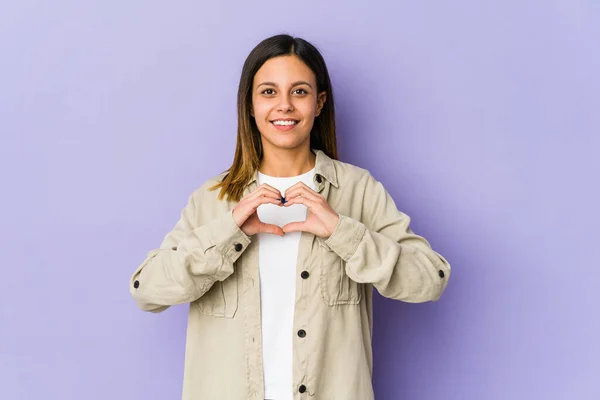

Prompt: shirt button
[
  {"left": 297, "top": 329, "right": 306, "bottom": 338},
  {"left": 316, "top": 175, "right": 322, "bottom": 183},
  {"left": 234, "top": 243, "right": 243, "bottom": 251},
  {"left": 438, "top": 270, "right": 445, "bottom": 278},
  {"left": 301, "top": 271, "right": 309, "bottom": 279},
  {"left": 298, "top": 385, "right": 307, "bottom": 393},
  {"left": 133, "top": 280, "right": 139, "bottom": 289}
]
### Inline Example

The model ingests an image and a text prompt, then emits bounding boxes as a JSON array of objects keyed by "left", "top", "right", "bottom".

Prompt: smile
[{"left": 271, "top": 120, "right": 298, "bottom": 126}]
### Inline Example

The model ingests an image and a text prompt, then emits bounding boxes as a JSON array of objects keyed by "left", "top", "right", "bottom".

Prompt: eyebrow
[{"left": 257, "top": 81, "right": 313, "bottom": 89}]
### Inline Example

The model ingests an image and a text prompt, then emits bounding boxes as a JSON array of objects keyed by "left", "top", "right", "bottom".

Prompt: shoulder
[
  {"left": 187, "top": 170, "right": 230, "bottom": 205},
  {"left": 331, "top": 158, "right": 376, "bottom": 187},
  {"left": 331, "top": 158, "right": 392, "bottom": 212}
]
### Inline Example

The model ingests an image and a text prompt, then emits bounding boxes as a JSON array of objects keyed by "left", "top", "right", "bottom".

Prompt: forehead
[{"left": 253, "top": 55, "right": 316, "bottom": 86}]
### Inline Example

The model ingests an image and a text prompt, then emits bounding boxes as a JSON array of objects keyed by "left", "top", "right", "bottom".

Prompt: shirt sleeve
[
  {"left": 129, "top": 191, "right": 251, "bottom": 312},
  {"left": 321, "top": 172, "right": 450, "bottom": 303}
]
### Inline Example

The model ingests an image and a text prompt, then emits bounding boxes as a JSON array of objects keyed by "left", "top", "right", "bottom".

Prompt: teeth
[{"left": 272, "top": 120, "right": 297, "bottom": 126}]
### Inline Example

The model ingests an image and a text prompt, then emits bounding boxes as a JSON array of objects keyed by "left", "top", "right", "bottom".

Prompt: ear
[
  {"left": 249, "top": 106, "right": 254, "bottom": 117},
  {"left": 316, "top": 91, "right": 327, "bottom": 117}
]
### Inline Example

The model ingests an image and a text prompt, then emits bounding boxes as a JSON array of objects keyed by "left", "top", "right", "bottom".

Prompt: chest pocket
[
  {"left": 318, "top": 243, "right": 362, "bottom": 305},
  {"left": 192, "top": 270, "right": 238, "bottom": 318}
]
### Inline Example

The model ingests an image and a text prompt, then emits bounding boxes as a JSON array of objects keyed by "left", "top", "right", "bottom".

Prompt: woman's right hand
[{"left": 232, "top": 184, "right": 285, "bottom": 237}]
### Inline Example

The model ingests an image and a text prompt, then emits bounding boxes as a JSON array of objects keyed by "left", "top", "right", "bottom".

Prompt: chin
[{"left": 263, "top": 134, "right": 310, "bottom": 150}]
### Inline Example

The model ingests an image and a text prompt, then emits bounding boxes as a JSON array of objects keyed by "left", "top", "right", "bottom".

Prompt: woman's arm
[
  {"left": 321, "top": 173, "right": 450, "bottom": 303},
  {"left": 129, "top": 192, "right": 251, "bottom": 312}
]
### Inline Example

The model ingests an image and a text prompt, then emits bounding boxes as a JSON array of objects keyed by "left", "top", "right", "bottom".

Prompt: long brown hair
[{"left": 208, "top": 34, "right": 338, "bottom": 202}]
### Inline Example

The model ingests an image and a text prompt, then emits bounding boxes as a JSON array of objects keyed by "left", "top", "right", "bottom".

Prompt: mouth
[
  {"left": 270, "top": 119, "right": 299, "bottom": 126},
  {"left": 270, "top": 119, "right": 299, "bottom": 131}
]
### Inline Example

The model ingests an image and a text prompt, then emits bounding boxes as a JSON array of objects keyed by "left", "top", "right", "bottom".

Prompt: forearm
[
  {"left": 323, "top": 214, "right": 450, "bottom": 303},
  {"left": 130, "top": 209, "right": 251, "bottom": 311}
]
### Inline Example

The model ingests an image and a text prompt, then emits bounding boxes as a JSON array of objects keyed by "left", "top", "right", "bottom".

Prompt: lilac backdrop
[{"left": 1, "top": 1, "right": 599, "bottom": 399}]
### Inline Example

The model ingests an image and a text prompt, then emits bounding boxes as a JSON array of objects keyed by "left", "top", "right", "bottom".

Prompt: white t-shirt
[{"left": 256, "top": 166, "right": 316, "bottom": 400}]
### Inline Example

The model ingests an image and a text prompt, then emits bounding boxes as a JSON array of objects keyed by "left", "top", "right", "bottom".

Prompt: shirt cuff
[
  {"left": 321, "top": 214, "right": 367, "bottom": 261},
  {"left": 205, "top": 208, "right": 252, "bottom": 266}
]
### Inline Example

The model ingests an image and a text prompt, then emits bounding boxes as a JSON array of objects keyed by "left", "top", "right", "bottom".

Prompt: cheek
[
  {"left": 252, "top": 100, "right": 271, "bottom": 120},
  {"left": 299, "top": 101, "right": 317, "bottom": 119}
]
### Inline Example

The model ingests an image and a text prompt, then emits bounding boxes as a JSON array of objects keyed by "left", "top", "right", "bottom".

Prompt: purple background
[{"left": 1, "top": 1, "right": 599, "bottom": 399}]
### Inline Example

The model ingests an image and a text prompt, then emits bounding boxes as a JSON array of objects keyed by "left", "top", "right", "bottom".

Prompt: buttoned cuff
[
  {"left": 207, "top": 209, "right": 252, "bottom": 266},
  {"left": 321, "top": 214, "right": 367, "bottom": 261}
]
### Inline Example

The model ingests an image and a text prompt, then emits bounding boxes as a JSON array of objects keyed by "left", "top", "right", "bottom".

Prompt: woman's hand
[
  {"left": 232, "top": 184, "right": 285, "bottom": 237},
  {"left": 281, "top": 182, "right": 340, "bottom": 238}
]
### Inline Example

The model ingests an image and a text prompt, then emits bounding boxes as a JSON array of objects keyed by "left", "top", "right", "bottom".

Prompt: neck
[{"left": 259, "top": 145, "right": 316, "bottom": 177}]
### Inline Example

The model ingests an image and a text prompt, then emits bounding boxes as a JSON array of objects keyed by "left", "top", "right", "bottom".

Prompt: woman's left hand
[{"left": 281, "top": 182, "right": 340, "bottom": 238}]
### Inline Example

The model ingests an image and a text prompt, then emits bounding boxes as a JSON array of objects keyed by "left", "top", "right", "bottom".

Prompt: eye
[
  {"left": 261, "top": 88, "right": 275, "bottom": 95},
  {"left": 293, "top": 88, "right": 308, "bottom": 95}
]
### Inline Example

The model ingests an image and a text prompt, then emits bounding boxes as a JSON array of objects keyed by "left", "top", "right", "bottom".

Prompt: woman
[{"left": 130, "top": 34, "right": 451, "bottom": 400}]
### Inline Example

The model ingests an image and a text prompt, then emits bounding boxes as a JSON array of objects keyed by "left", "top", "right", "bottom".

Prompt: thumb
[
  {"left": 282, "top": 221, "right": 304, "bottom": 233},
  {"left": 261, "top": 222, "right": 285, "bottom": 237}
]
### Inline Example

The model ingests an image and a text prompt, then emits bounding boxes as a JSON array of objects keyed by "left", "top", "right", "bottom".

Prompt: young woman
[{"left": 130, "top": 34, "right": 451, "bottom": 400}]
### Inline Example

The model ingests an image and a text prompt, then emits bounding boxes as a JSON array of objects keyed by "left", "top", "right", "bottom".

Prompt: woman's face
[{"left": 251, "top": 55, "right": 326, "bottom": 151}]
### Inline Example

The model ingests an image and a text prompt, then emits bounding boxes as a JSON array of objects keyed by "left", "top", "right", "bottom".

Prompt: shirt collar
[{"left": 245, "top": 148, "right": 338, "bottom": 190}]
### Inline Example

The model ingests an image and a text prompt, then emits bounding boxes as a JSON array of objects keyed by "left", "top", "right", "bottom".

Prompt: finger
[
  {"left": 249, "top": 185, "right": 281, "bottom": 201},
  {"left": 285, "top": 182, "right": 318, "bottom": 197},
  {"left": 261, "top": 222, "right": 285, "bottom": 237},
  {"left": 251, "top": 194, "right": 282, "bottom": 209},
  {"left": 284, "top": 195, "right": 317, "bottom": 208},
  {"left": 244, "top": 184, "right": 280, "bottom": 202},
  {"left": 282, "top": 181, "right": 311, "bottom": 197},
  {"left": 247, "top": 188, "right": 282, "bottom": 205},
  {"left": 282, "top": 221, "right": 305, "bottom": 233},
  {"left": 285, "top": 181, "right": 303, "bottom": 191},
  {"left": 259, "top": 183, "right": 283, "bottom": 198},
  {"left": 241, "top": 194, "right": 279, "bottom": 215},
  {"left": 285, "top": 186, "right": 320, "bottom": 202}
]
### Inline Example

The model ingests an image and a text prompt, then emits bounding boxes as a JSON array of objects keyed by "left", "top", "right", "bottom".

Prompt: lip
[
  {"left": 269, "top": 118, "right": 299, "bottom": 122},
  {"left": 270, "top": 119, "right": 299, "bottom": 132}
]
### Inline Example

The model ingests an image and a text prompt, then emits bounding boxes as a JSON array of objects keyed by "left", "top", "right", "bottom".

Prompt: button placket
[{"left": 294, "top": 173, "right": 327, "bottom": 399}]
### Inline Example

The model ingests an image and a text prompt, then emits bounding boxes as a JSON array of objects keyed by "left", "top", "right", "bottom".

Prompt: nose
[{"left": 276, "top": 93, "right": 294, "bottom": 112}]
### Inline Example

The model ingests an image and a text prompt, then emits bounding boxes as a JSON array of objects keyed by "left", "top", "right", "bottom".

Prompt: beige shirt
[{"left": 129, "top": 148, "right": 451, "bottom": 400}]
